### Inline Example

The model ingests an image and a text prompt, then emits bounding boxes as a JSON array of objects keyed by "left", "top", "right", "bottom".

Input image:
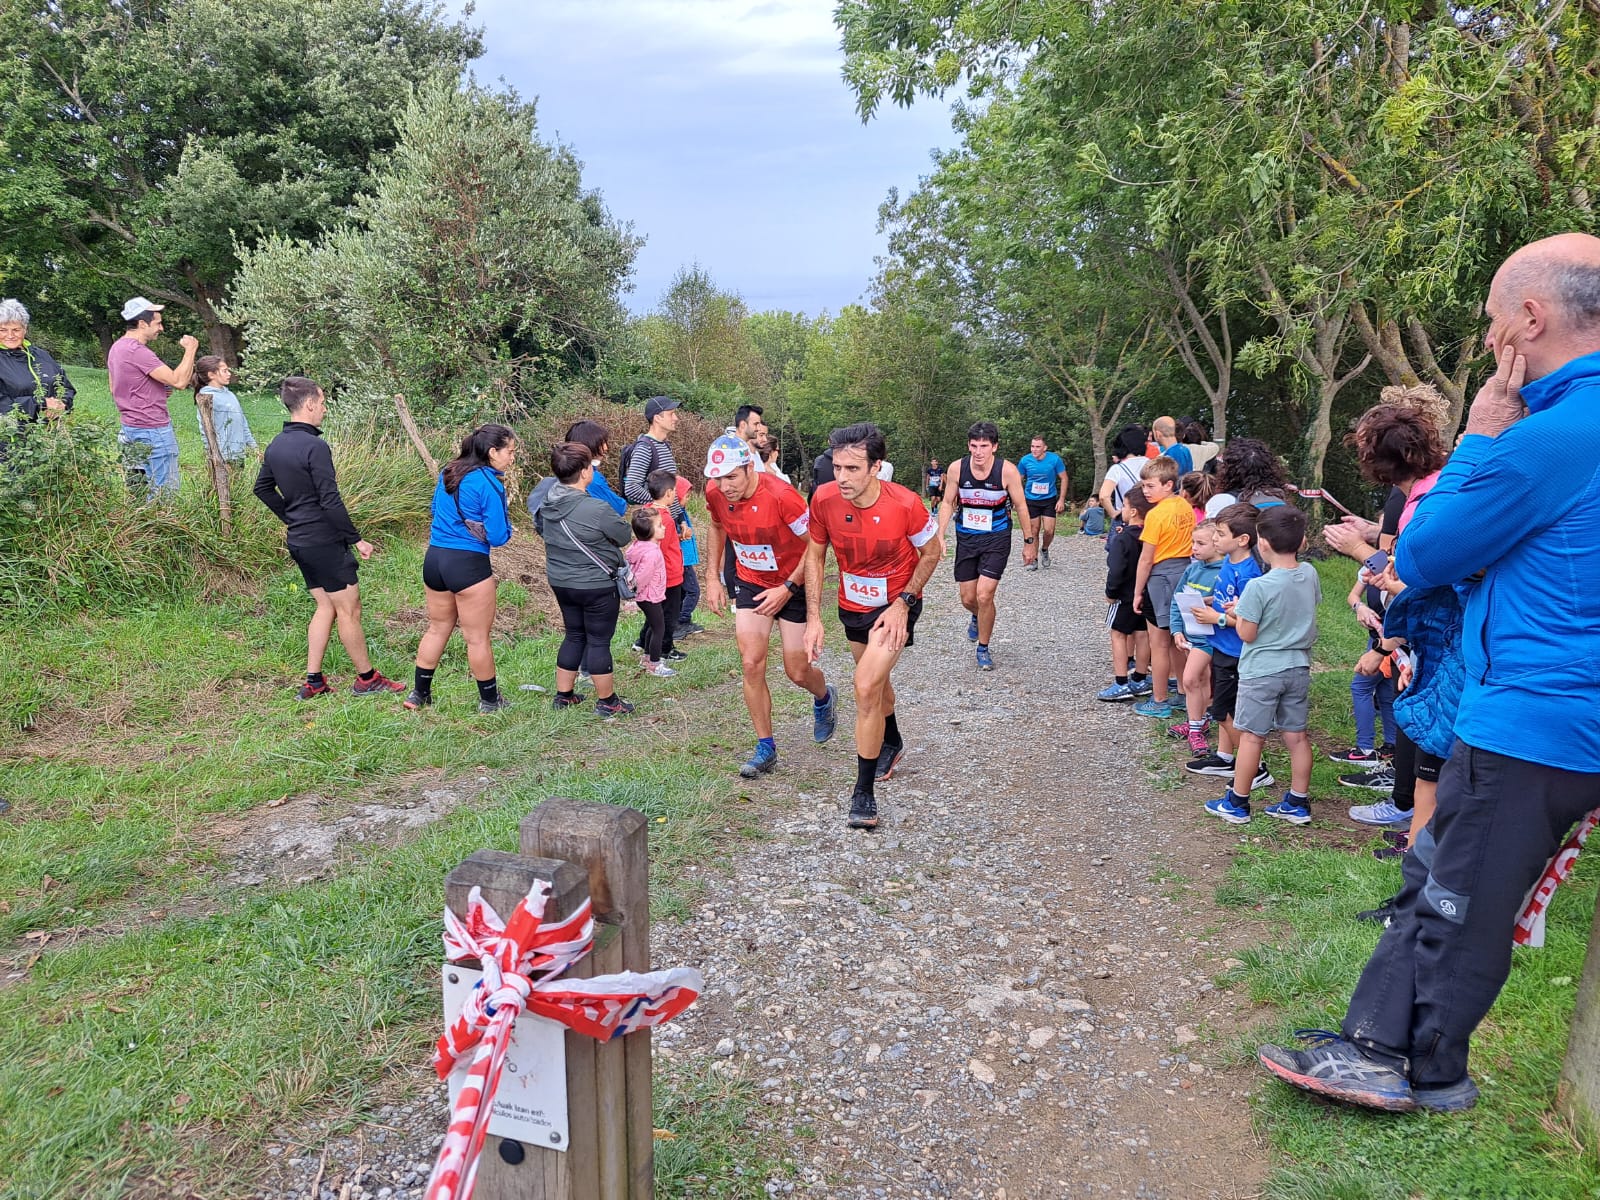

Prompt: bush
[{"left": 517, "top": 393, "right": 726, "bottom": 492}]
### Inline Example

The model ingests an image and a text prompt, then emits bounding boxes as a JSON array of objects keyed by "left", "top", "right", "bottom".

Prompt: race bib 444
[{"left": 733, "top": 542, "right": 778, "bottom": 573}]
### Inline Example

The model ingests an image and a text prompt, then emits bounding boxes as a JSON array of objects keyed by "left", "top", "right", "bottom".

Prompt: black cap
[{"left": 644, "top": 395, "right": 681, "bottom": 422}]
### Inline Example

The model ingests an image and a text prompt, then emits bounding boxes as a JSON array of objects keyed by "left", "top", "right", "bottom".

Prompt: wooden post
[
  {"left": 393, "top": 391, "right": 440, "bottom": 477},
  {"left": 195, "top": 392, "right": 233, "bottom": 535},
  {"left": 444, "top": 849, "right": 592, "bottom": 1200},
  {"left": 522, "top": 800, "right": 653, "bottom": 1200},
  {"left": 1561, "top": 889, "right": 1600, "bottom": 1149}
]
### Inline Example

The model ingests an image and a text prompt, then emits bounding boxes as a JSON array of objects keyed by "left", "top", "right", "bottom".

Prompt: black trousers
[
  {"left": 661, "top": 583, "right": 682, "bottom": 654},
  {"left": 552, "top": 585, "right": 620, "bottom": 675},
  {"left": 638, "top": 599, "right": 666, "bottom": 661},
  {"left": 1342, "top": 741, "right": 1600, "bottom": 1085}
]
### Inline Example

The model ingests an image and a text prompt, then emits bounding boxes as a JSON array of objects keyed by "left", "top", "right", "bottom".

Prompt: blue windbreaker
[
  {"left": 1394, "top": 348, "right": 1600, "bottom": 773},
  {"left": 429, "top": 467, "right": 512, "bottom": 553}
]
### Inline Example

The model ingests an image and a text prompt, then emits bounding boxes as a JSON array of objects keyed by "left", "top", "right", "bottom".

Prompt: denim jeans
[
  {"left": 1350, "top": 668, "right": 1397, "bottom": 751},
  {"left": 120, "top": 424, "right": 180, "bottom": 497}
]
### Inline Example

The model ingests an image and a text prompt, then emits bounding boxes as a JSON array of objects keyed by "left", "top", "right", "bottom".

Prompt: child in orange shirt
[{"left": 1131, "top": 456, "right": 1196, "bottom": 719}]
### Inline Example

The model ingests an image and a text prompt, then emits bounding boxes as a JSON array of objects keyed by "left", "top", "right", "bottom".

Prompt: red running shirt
[
  {"left": 706, "top": 473, "right": 811, "bottom": 589},
  {"left": 808, "top": 479, "right": 939, "bottom": 612}
]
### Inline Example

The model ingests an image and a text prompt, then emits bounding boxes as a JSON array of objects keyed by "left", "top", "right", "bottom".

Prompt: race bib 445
[{"left": 842, "top": 572, "right": 889, "bottom": 607}]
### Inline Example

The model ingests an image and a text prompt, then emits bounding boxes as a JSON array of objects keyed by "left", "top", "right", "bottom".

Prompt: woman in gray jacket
[{"left": 534, "top": 441, "right": 635, "bottom": 715}]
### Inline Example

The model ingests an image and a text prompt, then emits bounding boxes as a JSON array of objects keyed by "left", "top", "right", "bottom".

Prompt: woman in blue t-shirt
[{"left": 406, "top": 424, "right": 516, "bottom": 714}]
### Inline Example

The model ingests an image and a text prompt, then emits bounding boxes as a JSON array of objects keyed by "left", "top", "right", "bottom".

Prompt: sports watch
[{"left": 898, "top": 591, "right": 919, "bottom": 608}]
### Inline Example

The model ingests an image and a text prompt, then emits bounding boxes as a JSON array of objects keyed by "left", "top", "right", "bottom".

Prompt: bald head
[
  {"left": 1152, "top": 415, "right": 1177, "bottom": 443},
  {"left": 1486, "top": 233, "right": 1600, "bottom": 379}
]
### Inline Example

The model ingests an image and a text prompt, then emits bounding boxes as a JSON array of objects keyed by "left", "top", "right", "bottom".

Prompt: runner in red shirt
[
  {"left": 804, "top": 423, "right": 943, "bottom": 829},
  {"left": 702, "top": 435, "right": 837, "bottom": 780}
]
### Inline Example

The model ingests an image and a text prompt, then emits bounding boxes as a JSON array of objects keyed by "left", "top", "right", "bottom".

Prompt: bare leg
[
  {"left": 975, "top": 576, "right": 1000, "bottom": 644},
  {"left": 1133, "top": 628, "right": 1151, "bottom": 675},
  {"left": 1409, "top": 778, "right": 1438, "bottom": 842},
  {"left": 453, "top": 577, "right": 499, "bottom": 680},
  {"left": 778, "top": 618, "right": 828, "bottom": 699},
  {"left": 306, "top": 589, "right": 336, "bottom": 674},
  {"left": 1148, "top": 627, "right": 1174, "bottom": 702},
  {"left": 1183, "top": 650, "right": 1212, "bottom": 724},
  {"left": 415, "top": 587, "right": 459, "bottom": 670},
  {"left": 327, "top": 585, "right": 374, "bottom": 675},
  {"left": 1231, "top": 731, "right": 1266, "bottom": 801},
  {"left": 1109, "top": 629, "right": 1131, "bottom": 679},
  {"left": 848, "top": 640, "right": 902, "bottom": 759},
  {"left": 735, "top": 611, "right": 778, "bottom": 739},
  {"left": 1283, "top": 730, "right": 1312, "bottom": 794},
  {"left": 1038, "top": 515, "right": 1056, "bottom": 550}
]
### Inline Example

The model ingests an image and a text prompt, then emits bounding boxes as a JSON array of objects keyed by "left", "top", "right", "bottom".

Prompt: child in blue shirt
[{"left": 1169, "top": 520, "right": 1224, "bottom": 754}]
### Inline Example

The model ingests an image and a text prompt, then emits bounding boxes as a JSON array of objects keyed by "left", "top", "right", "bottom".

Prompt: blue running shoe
[
  {"left": 966, "top": 614, "right": 979, "bottom": 642},
  {"left": 976, "top": 645, "right": 994, "bottom": 671},
  {"left": 1348, "top": 798, "right": 1410, "bottom": 827},
  {"left": 738, "top": 742, "right": 779, "bottom": 779},
  {"left": 1096, "top": 682, "right": 1135, "bottom": 702},
  {"left": 1414, "top": 1076, "right": 1480, "bottom": 1112},
  {"left": 1256, "top": 1030, "right": 1417, "bottom": 1112},
  {"left": 1265, "top": 796, "right": 1312, "bottom": 825},
  {"left": 1205, "top": 793, "right": 1252, "bottom": 824},
  {"left": 1133, "top": 699, "right": 1172, "bottom": 718},
  {"left": 813, "top": 685, "right": 837, "bottom": 743},
  {"left": 1128, "top": 677, "right": 1153, "bottom": 697}
]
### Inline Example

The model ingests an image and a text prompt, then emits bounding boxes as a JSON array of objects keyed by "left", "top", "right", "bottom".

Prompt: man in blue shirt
[
  {"left": 1016, "top": 436, "right": 1068, "bottom": 569},
  {"left": 1257, "top": 232, "right": 1600, "bottom": 1117},
  {"left": 1153, "top": 416, "right": 1194, "bottom": 475}
]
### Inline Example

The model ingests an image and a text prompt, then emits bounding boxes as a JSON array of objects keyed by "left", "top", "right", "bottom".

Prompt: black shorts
[
  {"left": 1415, "top": 747, "right": 1444, "bottom": 783},
  {"left": 953, "top": 530, "right": 1012, "bottom": 582},
  {"left": 423, "top": 545, "right": 495, "bottom": 593},
  {"left": 1210, "top": 649, "right": 1241, "bottom": 722},
  {"left": 1108, "top": 599, "right": 1146, "bottom": 635},
  {"left": 838, "top": 596, "right": 922, "bottom": 648},
  {"left": 1025, "top": 497, "right": 1059, "bottom": 520},
  {"left": 289, "top": 542, "right": 359, "bottom": 594},
  {"left": 733, "top": 580, "right": 807, "bottom": 624}
]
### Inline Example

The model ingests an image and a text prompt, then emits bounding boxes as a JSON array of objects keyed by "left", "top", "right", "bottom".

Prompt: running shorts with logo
[
  {"left": 808, "top": 479, "right": 938, "bottom": 616},
  {"left": 1210, "top": 649, "right": 1241, "bottom": 721},
  {"left": 954, "top": 530, "right": 1012, "bottom": 582},
  {"left": 290, "top": 541, "right": 360, "bottom": 594},
  {"left": 733, "top": 580, "right": 808, "bottom": 624}
]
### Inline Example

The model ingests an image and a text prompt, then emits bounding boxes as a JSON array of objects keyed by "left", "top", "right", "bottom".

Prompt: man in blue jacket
[{"left": 1258, "top": 232, "right": 1600, "bottom": 1115}]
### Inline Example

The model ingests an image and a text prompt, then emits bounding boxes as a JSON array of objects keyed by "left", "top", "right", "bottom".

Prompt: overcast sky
[{"left": 457, "top": 0, "right": 955, "bottom": 317}]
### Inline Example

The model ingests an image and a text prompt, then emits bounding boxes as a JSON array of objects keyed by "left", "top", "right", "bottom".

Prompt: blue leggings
[{"left": 1351, "top": 668, "right": 1397, "bottom": 751}]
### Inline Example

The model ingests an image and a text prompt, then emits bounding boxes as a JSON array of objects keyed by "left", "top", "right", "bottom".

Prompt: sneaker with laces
[
  {"left": 677, "top": 621, "right": 706, "bottom": 636},
  {"left": 1256, "top": 1030, "right": 1418, "bottom": 1112},
  {"left": 478, "top": 696, "right": 512, "bottom": 714},
  {"left": 1357, "top": 891, "right": 1401, "bottom": 925},
  {"left": 1252, "top": 765, "right": 1276, "bottom": 789},
  {"left": 352, "top": 671, "right": 404, "bottom": 696},
  {"left": 551, "top": 691, "right": 588, "bottom": 709},
  {"left": 1327, "top": 746, "right": 1379, "bottom": 764},
  {"left": 663, "top": 649, "right": 688, "bottom": 662},
  {"left": 1205, "top": 793, "right": 1252, "bottom": 824},
  {"left": 1339, "top": 765, "right": 1396, "bottom": 790},
  {"left": 847, "top": 788, "right": 879, "bottom": 829},
  {"left": 1377, "top": 742, "right": 1397, "bottom": 759},
  {"left": 1186, "top": 753, "right": 1236, "bottom": 777},
  {"left": 297, "top": 679, "right": 334, "bottom": 701},
  {"left": 1024, "top": 560, "right": 1039, "bottom": 572},
  {"left": 1186, "top": 728, "right": 1210, "bottom": 755},
  {"left": 1169, "top": 717, "right": 1211, "bottom": 740},
  {"left": 1133, "top": 699, "right": 1172, "bottom": 719},
  {"left": 1128, "top": 677, "right": 1153, "bottom": 697},
  {"left": 1264, "top": 796, "right": 1312, "bottom": 825},
  {"left": 975, "top": 645, "right": 995, "bottom": 671},
  {"left": 1097, "top": 682, "right": 1136, "bottom": 702},
  {"left": 648, "top": 663, "right": 678, "bottom": 677},
  {"left": 595, "top": 694, "right": 635, "bottom": 716},
  {"left": 738, "top": 742, "right": 778, "bottom": 779},
  {"left": 966, "top": 614, "right": 979, "bottom": 642},
  {"left": 1040, "top": 547, "right": 1051, "bottom": 568},
  {"left": 813, "top": 686, "right": 837, "bottom": 743},
  {"left": 403, "top": 689, "right": 431, "bottom": 711},
  {"left": 1348, "top": 798, "right": 1411, "bottom": 827},
  {"left": 875, "top": 741, "right": 905, "bottom": 780}
]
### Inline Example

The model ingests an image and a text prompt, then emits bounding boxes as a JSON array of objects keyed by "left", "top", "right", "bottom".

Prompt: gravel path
[{"left": 262, "top": 533, "right": 1268, "bottom": 1200}]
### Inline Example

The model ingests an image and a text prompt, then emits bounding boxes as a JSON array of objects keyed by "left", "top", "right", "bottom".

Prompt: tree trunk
[
  {"left": 393, "top": 392, "right": 440, "bottom": 477},
  {"left": 203, "top": 315, "right": 241, "bottom": 366},
  {"left": 196, "top": 392, "right": 234, "bottom": 535},
  {"left": 1087, "top": 410, "right": 1108, "bottom": 487}
]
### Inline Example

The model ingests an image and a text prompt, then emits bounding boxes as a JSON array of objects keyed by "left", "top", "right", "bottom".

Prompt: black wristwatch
[
  {"left": 1023, "top": 536, "right": 1036, "bottom": 544},
  {"left": 898, "top": 591, "right": 919, "bottom": 608},
  {"left": 783, "top": 579, "right": 800, "bottom": 594}
]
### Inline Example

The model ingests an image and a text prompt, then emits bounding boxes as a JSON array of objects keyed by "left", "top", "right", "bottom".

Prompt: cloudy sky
[{"left": 458, "top": 0, "right": 955, "bottom": 317}]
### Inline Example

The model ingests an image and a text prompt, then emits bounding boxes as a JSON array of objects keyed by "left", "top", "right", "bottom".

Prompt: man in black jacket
[{"left": 254, "top": 376, "right": 403, "bottom": 700}]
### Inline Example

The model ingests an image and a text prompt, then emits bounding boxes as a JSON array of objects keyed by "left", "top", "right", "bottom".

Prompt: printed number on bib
[
  {"left": 842, "top": 572, "right": 889, "bottom": 607},
  {"left": 962, "top": 507, "right": 994, "bottom": 532},
  {"left": 733, "top": 542, "right": 778, "bottom": 574},
  {"left": 1029, "top": 481, "right": 1050, "bottom": 496}
]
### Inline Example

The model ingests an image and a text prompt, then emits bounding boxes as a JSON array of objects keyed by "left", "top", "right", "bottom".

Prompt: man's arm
[
  {"left": 802, "top": 537, "right": 830, "bottom": 661},
  {"left": 253, "top": 456, "right": 289, "bottom": 523},
  {"left": 621, "top": 438, "right": 653, "bottom": 504},
  {"left": 905, "top": 526, "right": 944, "bottom": 596},
  {"left": 1055, "top": 466, "right": 1068, "bottom": 513},
  {"left": 1131, "top": 541, "right": 1156, "bottom": 613},
  {"left": 1236, "top": 618, "right": 1260, "bottom": 643},
  {"left": 1097, "top": 468, "right": 1120, "bottom": 520},
  {"left": 936, "top": 465, "right": 961, "bottom": 541},
  {"left": 146, "top": 335, "right": 200, "bottom": 390},
  {"left": 308, "top": 441, "right": 362, "bottom": 544}
]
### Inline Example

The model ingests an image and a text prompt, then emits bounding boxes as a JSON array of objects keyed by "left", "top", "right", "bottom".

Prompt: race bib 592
[{"left": 962, "top": 507, "right": 994, "bottom": 532}]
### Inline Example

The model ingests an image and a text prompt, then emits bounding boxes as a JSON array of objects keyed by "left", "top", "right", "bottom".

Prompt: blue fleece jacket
[
  {"left": 1394, "top": 347, "right": 1600, "bottom": 773},
  {"left": 429, "top": 467, "right": 512, "bottom": 553},
  {"left": 587, "top": 469, "right": 626, "bottom": 515}
]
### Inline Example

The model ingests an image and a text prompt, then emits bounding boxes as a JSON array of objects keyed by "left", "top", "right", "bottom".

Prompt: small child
[
  {"left": 1132, "top": 457, "right": 1197, "bottom": 718},
  {"left": 1179, "top": 471, "right": 1215, "bottom": 524},
  {"left": 1168, "top": 520, "right": 1224, "bottom": 755},
  {"left": 193, "top": 355, "right": 258, "bottom": 463},
  {"left": 673, "top": 475, "right": 703, "bottom": 635},
  {"left": 1080, "top": 498, "right": 1107, "bottom": 537},
  {"left": 1203, "top": 504, "right": 1322, "bottom": 825},
  {"left": 646, "top": 469, "right": 687, "bottom": 662},
  {"left": 624, "top": 508, "right": 674, "bottom": 677},
  {"left": 1185, "top": 503, "right": 1267, "bottom": 785},
  {"left": 1098, "top": 489, "right": 1155, "bottom": 701},
  {"left": 1330, "top": 559, "right": 1398, "bottom": 764}
]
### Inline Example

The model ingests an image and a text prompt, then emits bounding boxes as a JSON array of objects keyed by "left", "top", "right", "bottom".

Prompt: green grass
[{"left": 64, "top": 364, "right": 285, "bottom": 464}]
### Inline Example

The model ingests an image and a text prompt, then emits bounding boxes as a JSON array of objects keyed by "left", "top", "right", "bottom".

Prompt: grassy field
[
  {"left": 0, "top": 371, "right": 808, "bottom": 1198},
  {"left": 1159, "top": 555, "right": 1600, "bottom": 1200}
]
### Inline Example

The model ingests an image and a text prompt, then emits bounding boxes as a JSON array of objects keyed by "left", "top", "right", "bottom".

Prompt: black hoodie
[
  {"left": 0, "top": 342, "right": 75, "bottom": 420},
  {"left": 253, "top": 422, "right": 361, "bottom": 548}
]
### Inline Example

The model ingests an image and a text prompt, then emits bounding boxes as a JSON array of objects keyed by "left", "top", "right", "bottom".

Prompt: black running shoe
[
  {"left": 874, "top": 741, "right": 905, "bottom": 780},
  {"left": 1356, "top": 892, "right": 1401, "bottom": 926},
  {"left": 403, "top": 689, "right": 432, "bottom": 711},
  {"left": 663, "top": 649, "right": 688, "bottom": 662},
  {"left": 847, "top": 789, "right": 879, "bottom": 829},
  {"left": 596, "top": 694, "right": 635, "bottom": 716},
  {"left": 551, "top": 692, "right": 588, "bottom": 710},
  {"left": 478, "top": 696, "right": 512, "bottom": 714}
]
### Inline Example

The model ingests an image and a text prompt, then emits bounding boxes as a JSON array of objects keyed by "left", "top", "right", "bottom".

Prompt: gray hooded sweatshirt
[{"left": 534, "top": 481, "right": 633, "bottom": 590}]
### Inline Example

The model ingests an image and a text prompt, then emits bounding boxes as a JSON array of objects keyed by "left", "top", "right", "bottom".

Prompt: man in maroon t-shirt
[{"left": 107, "top": 297, "right": 198, "bottom": 496}]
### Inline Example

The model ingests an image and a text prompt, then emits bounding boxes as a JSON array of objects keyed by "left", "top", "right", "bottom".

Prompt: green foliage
[{"left": 229, "top": 78, "right": 640, "bottom": 426}]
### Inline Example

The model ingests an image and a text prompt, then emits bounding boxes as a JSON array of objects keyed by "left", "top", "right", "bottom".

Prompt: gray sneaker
[
  {"left": 1256, "top": 1029, "right": 1417, "bottom": 1112},
  {"left": 1040, "top": 547, "right": 1051, "bottom": 567}
]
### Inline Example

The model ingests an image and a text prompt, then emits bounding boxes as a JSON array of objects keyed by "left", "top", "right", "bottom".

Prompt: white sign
[
  {"left": 1029, "top": 481, "right": 1050, "bottom": 496},
  {"left": 442, "top": 965, "right": 569, "bottom": 1150}
]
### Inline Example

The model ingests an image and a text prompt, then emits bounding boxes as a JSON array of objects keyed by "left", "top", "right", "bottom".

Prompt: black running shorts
[
  {"left": 289, "top": 542, "right": 359, "bottom": 594},
  {"left": 953, "top": 530, "right": 1011, "bottom": 582},
  {"left": 1025, "top": 497, "right": 1059, "bottom": 521},
  {"left": 1108, "top": 599, "right": 1146, "bottom": 635},
  {"left": 838, "top": 596, "right": 923, "bottom": 648},
  {"left": 734, "top": 580, "right": 807, "bottom": 624},
  {"left": 423, "top": 545, "right": 495, "bottom": 593},
  {"left": 1210, "top": 649, "right": 1241, "bottom": 722}
]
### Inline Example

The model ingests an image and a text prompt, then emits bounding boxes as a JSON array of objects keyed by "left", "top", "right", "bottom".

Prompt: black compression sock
[
  {"left": 358, "top": 668, "right": 376, "bottom": 683},
  {"left": 856, "top": 755, "right": 878, "bottom": 797},
  {"left": 414, "top": 666, "right": 435, "bottom": 697},
  {"left": 477, "top": 676, "right": 499, "bottom": 704},
  {"left": 1130, "top": 671, "right": 1147, "bottom": 683},
  {"left": 882, "top": 712, "right": 902, "bottom": 747},
  {"left": 306, "top": 671, "right": 325, "bottom": 686},
  {"left": 1115, "top": 675, "right": 1128, "bottom": 685},
  {"left": 556, "top": 688, "right": 576, "bottom": 700}
]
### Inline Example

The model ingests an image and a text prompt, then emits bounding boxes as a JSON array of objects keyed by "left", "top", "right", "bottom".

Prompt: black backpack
[{"left": 620, "top": 434, "right": 657, "bottom": 491}]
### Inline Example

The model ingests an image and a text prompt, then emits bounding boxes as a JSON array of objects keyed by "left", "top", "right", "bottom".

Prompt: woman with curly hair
[{"left": 1210, "top": 437, "right": 1292, "bottom": 513}]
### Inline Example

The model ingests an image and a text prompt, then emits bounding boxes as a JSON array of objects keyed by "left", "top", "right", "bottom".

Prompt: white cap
[{"left": 121, "top": 297, "right": 165, "bottom": 321}]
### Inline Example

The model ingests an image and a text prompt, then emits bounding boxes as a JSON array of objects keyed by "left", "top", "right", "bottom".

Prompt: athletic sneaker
[
  {"left": 1168, "top": 718, "right": 1210, "bottom": 739},
  {"left": 1186, "top": 728, "right": 1210, "bottom": 756},
  {"left": 1128, "top": 677, "right": 1153, "bottom": 697},
  {"left": 1133, "top": 699, "right": 1172, "bottom": 719},
  {"left": 1097, "top": 682, "right": 1136, "bottom": 702},
  {"left": 847, "top": 789, "right": 879, "bottom": 830},
  {"left": 1327, "top": 746, "right": 1379, "bottom": 764},
  {"left": 875, "top": 741, "right": 905, "bottom": 781},
  {"left": 351, "top": 671, "right": 404, "bottom": 696},
  {"left": 1040, "top": 548, "right": 1051, "bottom": 568},
  {"left": 739, "top": 742, "right": 778, "bottom": 779},
  {"left": 1251, "top": 765, "right": 1277, "bottom": 789},
  {"left": 676, "top": 621, "right": 706, "bottom": 636},
  {"left": 1339, "top": 765, "right": 1396, "bottom": 790},
  {"left": 813, "top": 685, "right": 838, "bottom": 743},
  {"left": 403, "top": 690, "right": 431, "bottom": 711},
  {"left": 595, "top": 694, "right": 635, "bottom": 716},
  {"left": 1256, "top": 1030, "right": 1418, "bottom": 1112},
  {"left": 664, "top": 649, "right": 688, "bottom": 662},
  {"left": 1357, "top": 892, "right": 1401, "bottom": 925},
  {"left": 1205, "top": 794, "right": 1252, "bottom": 824},
  {"left": 478, "top": 696, "right": 512, "bottom": 714},
  {"left": 551, "top": 691, "right": 588, "bottom": 709},
  {"left": 966, "top": 614, "right": 979, "bottom": 642},
  {"left": 976, "top": 645, "right": 995, "bottom": 671},
  {"left": 1348, "top": 798, "right": 1411, "bottom": 827},
  {"left": 1377, "top": 742, "right": 1397, "bottom": 759},
  {"left": 648, "top": 663, "right": 677, "bottom": 678},
  {"left": 296, "top": 679, "right": 334, "bottom": 701},
  {"left": 1185, "top": 753, "right": 1236, "bottom": 777},
  {"left": 1264, "top": 795, "right": 1312, "bottom": 825},
  {"left": 1025, "top": 560, "right": 1039, "bottom": 572}
]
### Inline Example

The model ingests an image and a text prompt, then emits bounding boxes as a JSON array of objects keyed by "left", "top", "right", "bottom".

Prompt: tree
[
  {"left": 229, "top": 79, "right": 640, "bottom": 422},
  {"left": 0, "top": 0, "right": 481, "bottom": 360}
]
